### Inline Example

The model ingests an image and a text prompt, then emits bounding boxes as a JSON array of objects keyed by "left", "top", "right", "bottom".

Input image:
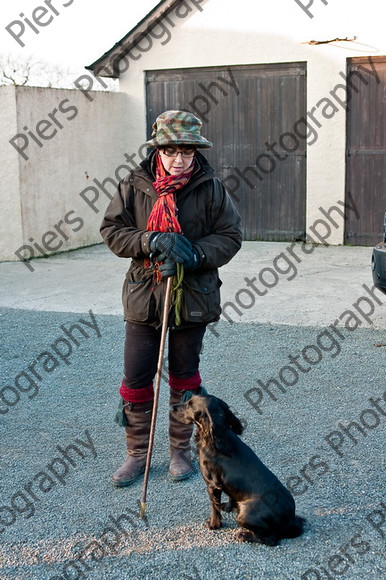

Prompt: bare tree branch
[{"left": 0, "top": 53, "right": 118, "bottom": 91}]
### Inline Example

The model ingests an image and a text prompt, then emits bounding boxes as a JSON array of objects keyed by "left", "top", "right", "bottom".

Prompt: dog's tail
[{"left": 283, "top": 516, "right": 306, "bottom": 539}]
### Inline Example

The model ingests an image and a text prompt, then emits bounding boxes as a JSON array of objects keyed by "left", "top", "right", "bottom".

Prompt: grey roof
[{"left": 85, "top": 0, "right": 179, "bottom": 78}]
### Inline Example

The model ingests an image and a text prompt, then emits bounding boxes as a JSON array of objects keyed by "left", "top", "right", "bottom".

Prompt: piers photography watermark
[
  {"left": 8, "top": 0, "right": 206, "bottom": 163},
  {"left": 288, "top": 387, "right": 386, "bottom": 579},
  {"left": 301, "top": 501, "right": 386, "bottom": 578},
  {"left": 222, "top": 57, "right": 380, "bottom": 200},
  {"left": 207, "top": 192, "right": 360, "bottom": 338},
  {"left": 244, "top": 284, "right": 384, "bottom": 416},
  {"left": 5, "top": 0, "right": 76, "bottom": 48},
  {"left": 0, "top": 430, "right": 96, "bottom": 535},
  {"left": 293, "top": 0, "right": 329, "bottom": 20},
  {"left": 285, "top": 389, "right": 386, "bottom": 497},
  {"left": 2, "top": 1, "right": 386, "bottom": 578},
  {"left": 50, "top": 502, "right": 148, "bottom": 580},
  {"left": 0, "top": 310, "right": 101, "bottom": 414},
  {"left": 13, "top": 69, "right": 239, "bottom": 270}
]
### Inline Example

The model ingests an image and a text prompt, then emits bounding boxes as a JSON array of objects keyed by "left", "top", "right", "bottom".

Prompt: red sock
[
  {"left": 169, "top": 371, "right": 201, "bottom": 391},
  {"left": 119, "top": 381, "right": 154, "bottom": 403}
]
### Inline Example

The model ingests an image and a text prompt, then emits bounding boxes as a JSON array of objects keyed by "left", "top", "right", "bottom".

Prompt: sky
[
  {"left": 1, "top": 0, "right": 385, "bottom": 79},
  {"left": 0, "top": 0, "right": 158, "bottom": 71}
]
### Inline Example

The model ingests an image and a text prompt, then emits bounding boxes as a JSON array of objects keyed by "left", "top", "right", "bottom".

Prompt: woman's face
[{"left": 158, "top": 146, "right": 196, "bottom": 176}]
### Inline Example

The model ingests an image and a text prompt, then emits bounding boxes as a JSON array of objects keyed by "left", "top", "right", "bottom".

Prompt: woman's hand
[
  {"left": 158, "top": 258, "right": 177, "bottom": 278},
  {"left": 150, "top": 233, "right": 201, "bottom": 274},
  {"left": 150, "top": 233, "right": 193, "bottom": 263}
]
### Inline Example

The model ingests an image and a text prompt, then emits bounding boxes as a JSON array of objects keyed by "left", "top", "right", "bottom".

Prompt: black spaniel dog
[{"left": 171, "top": 394, "right": 305, "bottom": 545}]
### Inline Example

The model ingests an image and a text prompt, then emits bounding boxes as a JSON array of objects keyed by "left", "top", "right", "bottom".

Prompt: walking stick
[{"left": 140, "top": 275, "right": 173, "bottom": 519}]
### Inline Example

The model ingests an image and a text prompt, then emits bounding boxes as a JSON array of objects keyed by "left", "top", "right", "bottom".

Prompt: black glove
[
  {"left": 158, "top": 258, "right": 177, "bottom": 278},
  {"left": 184, "top": 246, "right": 201, "bottom": 271},
  {"left": 158, "top": 249, "right": 200, "bottom": 276},
  {"left": 150, "top": 233, "right": 194, "bottom": 264}
]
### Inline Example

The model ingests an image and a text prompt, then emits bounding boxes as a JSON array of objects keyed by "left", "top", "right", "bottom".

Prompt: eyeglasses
[{"left": 161, "top": 147, "right": 196, "bottom": 158}]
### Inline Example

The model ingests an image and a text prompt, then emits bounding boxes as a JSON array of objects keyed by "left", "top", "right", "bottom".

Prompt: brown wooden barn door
[
  {"left": 345, "top": 57, "right": 386, "bottom": 245},
  {"left": 146, "top": 63, "right": 307, "bottom": 241}
]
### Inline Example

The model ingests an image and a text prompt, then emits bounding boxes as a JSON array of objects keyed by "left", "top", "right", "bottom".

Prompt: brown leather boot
[
  {"left": 169, "top": 388, "right": 195, "bottom": 482},
  {"left": 111, "top": 399, "right": 153, "bottom": 487}
]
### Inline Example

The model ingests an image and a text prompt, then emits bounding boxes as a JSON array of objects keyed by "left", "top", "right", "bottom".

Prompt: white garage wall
[{"left": 118, "top": 0, "right": 386, "bottom": 244}]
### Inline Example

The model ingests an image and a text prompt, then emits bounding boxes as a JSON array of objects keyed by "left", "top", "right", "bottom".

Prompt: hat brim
[{"left": 144, "top": 136, "right": 213, "bottom": 149}]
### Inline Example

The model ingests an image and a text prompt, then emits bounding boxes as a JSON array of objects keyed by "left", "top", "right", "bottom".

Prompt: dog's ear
[
  {"left": 188, "top": 398, "right": 214, "bottom": 443},
  {"left": 220, "top": 400, "right": 244, "bottom": 435},
  {"left": 195, "top": 410, "right": 214, "bottom": 445}
]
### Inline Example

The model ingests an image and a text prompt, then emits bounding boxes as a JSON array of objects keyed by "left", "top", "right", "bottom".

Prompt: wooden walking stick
[{"left": 140, "top": 275, "right": 174, "bottom": 519}]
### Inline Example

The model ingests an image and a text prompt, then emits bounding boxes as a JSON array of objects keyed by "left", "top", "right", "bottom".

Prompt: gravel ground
[{"left": 0, "top": 243, "right": 385, "bottom": 579}]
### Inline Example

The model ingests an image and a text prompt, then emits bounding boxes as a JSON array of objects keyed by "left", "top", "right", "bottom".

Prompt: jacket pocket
[
  {"left": 122, "top": 274, "right": 153, "bottom": 323},
  {"left": 181, "top": 272, "right": 222, "bottom": 323}
]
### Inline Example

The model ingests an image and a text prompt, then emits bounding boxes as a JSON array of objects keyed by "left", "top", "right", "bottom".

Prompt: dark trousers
[{"left": 123, "top": 322, "right": 206, "bottom": 390}]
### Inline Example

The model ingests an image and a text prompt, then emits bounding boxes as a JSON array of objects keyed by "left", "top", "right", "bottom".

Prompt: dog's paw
[
  {"left": 262, "top": 536, "right": 279, "bottom": 547},
  {"left": 236, "top": 529, "right": 279, "bottom": 546},
  {"left": 236, "top": 529, "right": 255, "bottom": 543},
  {"left": 206, "top": 518, "right": 221, "bottom": 530}
]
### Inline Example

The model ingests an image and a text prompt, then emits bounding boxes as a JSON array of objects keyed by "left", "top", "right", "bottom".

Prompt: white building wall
[
  {"left": 119, "top": 0, "right": 386, "bottom": 244},
  {"left": 2, "top": 86, "right": 131, "bottom": 263},
  {"left": 0, "top": 86, "right": 23, "bottom": 260}
]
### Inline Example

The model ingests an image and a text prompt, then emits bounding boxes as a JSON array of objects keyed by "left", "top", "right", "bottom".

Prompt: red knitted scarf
[
  {"left": 147, "top": 152, "right": 194, "bottom": 231},
  {"left": 145, "top": 152, "right": 194, "bottom": 281}
]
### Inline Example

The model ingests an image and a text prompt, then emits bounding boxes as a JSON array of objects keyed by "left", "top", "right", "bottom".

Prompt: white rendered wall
[
  {"left": 2, "top": 86, "right": 131, "bottom": 263},
  {"left": 0, "top": 86, "right": 23, "bottom": 260},
  {"left": 119, "top": 0, "right": 386, "bottom": 244}
]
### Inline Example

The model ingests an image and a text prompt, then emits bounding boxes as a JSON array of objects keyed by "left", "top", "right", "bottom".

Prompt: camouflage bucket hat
[{"left": 145, "top": 110, "right": 213, "bottom": 149}]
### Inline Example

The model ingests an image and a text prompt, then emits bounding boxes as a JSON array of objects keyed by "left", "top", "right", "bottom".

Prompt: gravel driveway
[{"left": 0, "top": 242, "right": 385, "bottom": 579}]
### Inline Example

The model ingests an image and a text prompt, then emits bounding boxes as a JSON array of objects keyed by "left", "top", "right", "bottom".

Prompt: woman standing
[{"left": 100, "top": 110, "right": 242, "bottom": 486}]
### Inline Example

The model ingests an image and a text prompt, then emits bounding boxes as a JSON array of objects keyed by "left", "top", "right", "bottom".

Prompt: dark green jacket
[{"left": 100, "top": 151, "right": 242, "bottom": 328}]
